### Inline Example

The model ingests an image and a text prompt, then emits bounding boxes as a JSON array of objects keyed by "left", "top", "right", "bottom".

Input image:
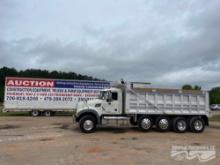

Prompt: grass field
[
  {"left": 0, "top": 111, "right": 29, "bottom": 116},
  {"left": 0, "top": 111, "right": 73, "bottom": 116},
  {"left": 0, "top": 106, "right": 29, "bottom": 116},
  {"left": 210, "top": 115, "right": 220, "bottom": 122}
]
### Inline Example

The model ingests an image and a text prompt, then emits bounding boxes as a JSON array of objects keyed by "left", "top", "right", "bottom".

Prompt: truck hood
[{"left": 77, "top": 99, "right": 101, "bottom": 110}]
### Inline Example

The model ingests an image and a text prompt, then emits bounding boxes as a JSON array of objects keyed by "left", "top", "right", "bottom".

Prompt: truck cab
[
  {"left": 75, "top": 88, "right": 122, "bottom": 118},
  {"left": 75, "top": 87, "right": 128, "bottom": 133}
]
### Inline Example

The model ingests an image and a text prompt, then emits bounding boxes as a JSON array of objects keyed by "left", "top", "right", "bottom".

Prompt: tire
[
  {"left": 44, "top": 110, "right": 52, "bottom": 117},
  {"left": 79, "top": 115, "right": 97, "bottom": 133},
  {"left": 189, "top": 117, "right": 205, "bottom": 133},
  {"left": 173, "top": 117, "right": 187, "bottom": 133},
  {"left": 138, "top": 116, "right": 153, "bottom": 131},
  {"left": 31, "top": 110, "right": 40, "bottom": 117},
  {"left": 156, "top": 116, "right": 170, "bottom": 132}
]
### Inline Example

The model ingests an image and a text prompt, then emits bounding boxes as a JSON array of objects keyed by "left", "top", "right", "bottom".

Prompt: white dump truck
[
  {"left": 74, "top": 82, "right": 210, "bottom": 133},
  {"left": 3, "top": 77, "right": 110, "bottom": 116}
]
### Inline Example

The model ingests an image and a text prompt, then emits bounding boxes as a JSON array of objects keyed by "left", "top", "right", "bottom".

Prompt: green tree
[
  {"left": 193, "top": 85, "right": 201, "bottom": 90},
  {"left": 209, "top": 87, "right": 220, "bottom": 105},
  {"left": 182, "top": 84, "right": 193, "bottom": 90},
  {"left": 0, "top": 67, "right": 18, "bottom": 102},
  {"left": 0, "top": 86, "right": 4, "bottom": 104},
  {"left": 182, "top": 84, "right": 201, "bottom": 90}
]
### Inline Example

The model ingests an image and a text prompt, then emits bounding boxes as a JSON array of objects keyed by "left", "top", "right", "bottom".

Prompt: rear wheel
[
  {"left": 189, "top": 117, "right": 205, "bottom": 133},
  {"left": 79, "top": 115, "right": 97, "bottom": 133},
  {"left": 44, "top": 110, "right": 52, "bottom": 117},
  {"left": 173, "top": 117, "right": 187, "bottom": 133},
  {"left": 138, "top": 116, "right": 153, "bottom": 131},
  {"left": 156, "top": 116, "right": 170, "bottom": 132},
  {"left": 31, "top": 110, "right": 40, "bottom": 117}
]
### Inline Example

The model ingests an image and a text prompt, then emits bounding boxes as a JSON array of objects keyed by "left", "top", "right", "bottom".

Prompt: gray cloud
[{"left": 0, "top": 0, "right": 220, "bottom": 89}]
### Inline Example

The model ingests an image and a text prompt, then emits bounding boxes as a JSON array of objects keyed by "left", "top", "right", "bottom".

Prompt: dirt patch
[
  {"left": 86, "top": 146, "right": 108, "bottom": 153},
  {"left": 59, "top": 124, "right": 70, "bottom": 129},
  {"left": 131, "top": 137, "right": 138, "bottom": 140},
  {"left": 209, "top": 125, "right": 220, "bottom": 129},
  {"left": 1, "top": 134, "right": 24, "bottom": 137},
  {"left": 0, "top": 124, "right": 20, "bottom": 129},
  {"left": 52, "top": 123, "right": 64, "bottom": 126},
  {"left": 39, "top": 138, "right": 54, "bottom": 141},
  {"left": 191, "top": 142, "right": 201, "bottom": 146},
  {"left": 119, "top": 137, "right": 137, "bottom": 141},
  {"left": 112, "top": 129, "right": 127, "bottom": 134},
  {"left": 0, "top": 117, "right": 220, "bottom": 165}
]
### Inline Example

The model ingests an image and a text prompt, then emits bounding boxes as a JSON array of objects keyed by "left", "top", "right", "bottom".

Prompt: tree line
[{"left": 0, "top": 66, "right": 99, "bottom": 103}]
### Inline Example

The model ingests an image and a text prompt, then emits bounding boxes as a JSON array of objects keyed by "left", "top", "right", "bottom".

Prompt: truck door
[{"left": 102, "top": 91, "right": 120, "bottom": 114}]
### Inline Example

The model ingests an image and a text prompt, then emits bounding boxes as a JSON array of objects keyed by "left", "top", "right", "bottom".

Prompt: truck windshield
[{"left": 98, "top": 91, "right": 109, "bottom": 100}]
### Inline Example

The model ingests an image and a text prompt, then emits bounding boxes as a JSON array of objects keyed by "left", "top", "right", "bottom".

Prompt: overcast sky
[{"left": 0, "top": 0, "right": 220, "bottom": 89}]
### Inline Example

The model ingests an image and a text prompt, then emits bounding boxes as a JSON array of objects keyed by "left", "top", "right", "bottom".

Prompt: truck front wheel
[
  {"left": 79, "top": 115, "right": 97, "bottom": 133},
  {"left": 138, "top": 116, "right": 153, "bottom": 131}
]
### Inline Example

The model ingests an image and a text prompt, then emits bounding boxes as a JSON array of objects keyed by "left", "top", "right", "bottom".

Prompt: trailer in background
[{"left": 3, "top": 77, "right": 110, "bottom": 116}]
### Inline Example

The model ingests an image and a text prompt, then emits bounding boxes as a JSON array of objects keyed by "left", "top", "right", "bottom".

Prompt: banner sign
[{"left": 4, "top": 77, "right": 110, "bottom": 109}]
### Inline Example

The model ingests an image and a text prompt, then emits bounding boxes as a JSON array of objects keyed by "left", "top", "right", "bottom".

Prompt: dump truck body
[{"left": 126, "top": 88, "right": 209, "bottom": 116}]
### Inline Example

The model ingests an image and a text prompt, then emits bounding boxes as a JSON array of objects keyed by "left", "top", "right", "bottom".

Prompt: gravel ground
[{"left": 0, "top": 116, "right": 219, "bottom": 165}]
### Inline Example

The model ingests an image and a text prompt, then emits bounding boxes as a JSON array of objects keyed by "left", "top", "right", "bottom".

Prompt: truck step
[
  {"left": 102, "top": 116, "right": 130, "bottom": 126},
  {"left": 103, "top": 116, "right": 130, "bottom": 120}
]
